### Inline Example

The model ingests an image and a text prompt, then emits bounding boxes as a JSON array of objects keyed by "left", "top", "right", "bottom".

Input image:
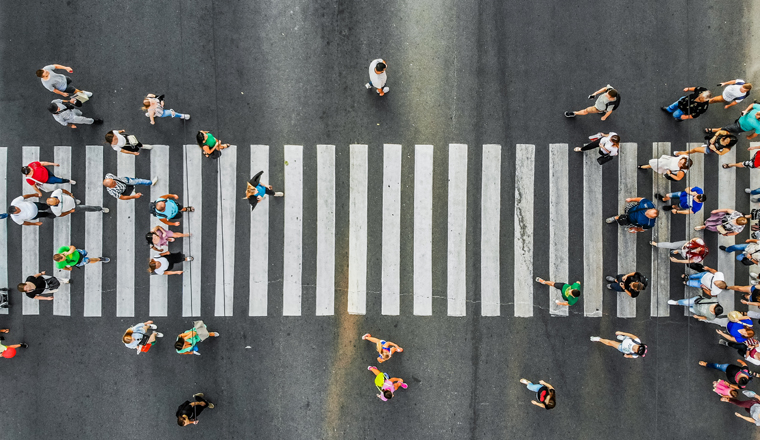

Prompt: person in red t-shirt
[{"left": 22, "top": 161, "right": 75, "bottom": 197}]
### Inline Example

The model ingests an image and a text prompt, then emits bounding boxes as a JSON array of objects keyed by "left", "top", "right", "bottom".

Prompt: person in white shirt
[
  {"left": 365, "top": 59, "right": 389, "bottom": 96},
  {"left": 35, "top": 64, "right": 92, "bottom": 98},
  {"left": 590, "top": 331, "right": 647, "bottom": 359},
  {"left": 105, "top": 130, "right": 153, "bottom": 156},
  {"left": 46, "top": 189, "right": 108, "bottom": 217},
  {"left": 683, "top": 266, "right": 726, "bottom": 297},
  {"left": 710, "top": 79, "right": 752, "bottom": 109},
  {"left": 573, "top": 132, "right": 620, "bottom": 162},
  {"left": 8, "top": 194, "right": 54, "bottom": 226}
]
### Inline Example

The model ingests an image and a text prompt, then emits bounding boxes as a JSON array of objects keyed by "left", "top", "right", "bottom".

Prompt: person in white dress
[
  {"left": 46, "top": 188, "right": 108, "bottom": 216},
  {"left": 365, "top": 59, "right": 389, "bottom": 96},
  {"left": 638, "top": 154, "right": 692, "bottom": 181}
]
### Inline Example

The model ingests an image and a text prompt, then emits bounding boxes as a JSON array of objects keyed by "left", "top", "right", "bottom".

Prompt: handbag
[
  {"left": 73, "top": 91, "right": 89, "bottom": 103},
  {"left": 597, "top": 154, "right": 614, "bottom": 165},
  {"left": 126, "top": 135, "right": 139, "bottom": 145}
]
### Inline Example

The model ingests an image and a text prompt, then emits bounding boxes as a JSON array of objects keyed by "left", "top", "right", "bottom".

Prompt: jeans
[
  {"left": 676, "top": 296, "right": 700, "bottom": 314},
  {"left": 666, "top": 99, "right": 685, "bottom": 119},
  {"left": 525, "top": 382, "right": 542, "bottom": 392},
  {"left": 121, "top": 176, "right": 152, "bottom": 186},
  {"left": 610, "top": 274, "right": 625, "bottom": 292},
  {"left": 46, "top": 174, "right": 67, "bottom": 184},
  {"left": 705, "top": 363, "right": 729, "bottom": 372},
  {"left": 157, "top": 109, "right": 184, "bottom": 118},
  {"left": 725, "top": 243, "right": 748, "bottom": 261},
  {"left": 751, "top": 188, "right": 760, "bottom": 196},
  {"left": 686, "top": 272, "right": 707, "bottom": 289}
]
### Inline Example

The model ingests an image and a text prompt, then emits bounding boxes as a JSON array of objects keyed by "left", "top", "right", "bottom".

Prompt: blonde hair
[
  {"left": 244, "top": 182, "right": 256, "bottom": 199},
  {"left": 737, "top": 217, "right": 748, "bottom": 226}
]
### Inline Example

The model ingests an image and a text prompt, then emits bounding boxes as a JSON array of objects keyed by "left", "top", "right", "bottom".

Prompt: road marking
[
  {"left": 651, "top": 143, "right": 671, "bottom": 317},
  {"left": 549, "top": 144, "right": 569, "bottom": 317},
  {"left": 84, "top": 146, "right": 103, "bottom": 317},
  {"left": 215, "top": 145, "right": 237, "bottom": 316},
  {"left": 348, "top": 144, "right": 368, "bottom": 315},
  {"left": 685, "top": 143, "right": 704, "bottom": 316},
  {"left": 617, "top": 143, "right": 637, "bottom": 318},
  {"left": 283, "top": 145, "right": 303, "bottom": 316},
  {"left": 414, "top": 145, "right": 434, "bottom": 316},
  {"left": 583, "top": 149, "right": 603, "bottom": 317},
  {"left": 0, "top": 148, "right": 6, "bottom": 315},
  {"left": 481, "top": 144, "right": 501, "bottom": 316},
  {"left": 382, "top": 144, "right": 402, "bottom": 315},
  {"left": 149, "top": 145, "right": 170, "bottom": 317},
  {"left": 448, "top": 144, "right": 468, "bottom": 316},
  {"left": 182, "top": 146, "right": 203, "bottom": 317},
  {"left": 116, "top": 153, "right": 135, "bottom": 317},
  {"left": 21, "top": 147, "right": 39, "bottom": 315},
  {"left": 718, "top": 147, "right": 736, "bottom": 313},
  {"left": 514, "top": 144, "right": 535, "bottom": 317},
  {"left": 316, "top": 145, "right": 335, "bottom": 316},
  {"left": 53, "top": 146, "right": 71, "bottom": 316},
  {"left": 249, "top": 145, "right": 269, "bottom": 316}
]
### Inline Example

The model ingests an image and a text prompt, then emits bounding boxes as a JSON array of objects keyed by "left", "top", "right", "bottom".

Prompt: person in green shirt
[
  {"left": 196, "top": 130, "right": 230, "bottom": 159},
  {"left": 535, "top": 277, "right": 581, "bottom": 306},
  {"left": 53, "top": 245, "right": 109, "bottom": 270}
]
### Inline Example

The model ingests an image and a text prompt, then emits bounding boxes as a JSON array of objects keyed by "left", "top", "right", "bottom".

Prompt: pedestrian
[
  {"left": 174, "top": 321, "right": 220, "bottom": 356},
  {"left": 48, "top": 99, "right": 102, "bottom": 129},
  {"left": 705, "top": 102, "right": 760, "bottom": 140},
  {"left": 573, "top": 132, "right": 620, "bottom": 165},
  {"left": 713, "top": 380, "right": 739, "bottom": 399},
  {"left": 699, "top": 359, "right": 757, "bottom": 390},
  {"left": 534, "top": 277, "right": 581, "bottom": 307},
  {"left": 148, "top": 251, "right": 193, "bottom": 276},
  {"left": 654, "top": 187, "right": 705, "bottom": 215},
  {"left": 53, "top": 245, "right": 109, "bottom": 271},
  {"left": 8, "top": 194, "right": 55, "bottom": 226},
  {"left": 694, "top": 208, "right": 749, "bottom": 236},
  {"left": 717, "top": 312, "right": 755, "bottom": 344},
  {"left": 196, "top": 131, "right": 230, "bottom": 159},
  {"left": 244, "top": 171, "right": 283, "bottom": 211},
  {"left": 667, "top": 296, "right": 723, "bottom": 321},
  {"left": 177, "top": 393, "right": 215, "bottom": 427},
  {"left": 722, "top": 144, "right": 760, "bottom": 171},
  {"left": 36, "top": 64, "right": 92, "bottom": 98},
  {"left": 681, "top": 266, "right": 726, "bottom": 297},
  {"left": 675, "top": 129, "right": 737, "bottom": 156},
  {"left": 710, "top": 79, "right": 752, "bottom": 109},
  {"left": 720, "top": 392, "right": 760, "bottom": 426},
  {"left": 605, "top": 272, "right": 648, "bottom": 297},
  {"left": 649, "top": 238, "right": 708, "bottom": 265},
  {"left": 564, "top": 84, "right": 619, "bottom": 120},
  {"left": 590, "top": 331, "right": 647, "bottom": 359},
  {"left": 47, "top": 188, "right": 109, "bottom": 216},
  {"left": 103, "top": 173, "right": 157, "bottom": 201},
  {"left": 661, "top": 86, "right": 712, "bottom": 121},
  {"left": 368, "top": 366, "right": 407, "bottom": 401},
  {"left": 22, "top": 160, "right": 74, "bottom": 197},
  {"left": 361, "top": 333, "right": 404, "bottom": 363},
  {"left": 122, "top": 320, "right": 163, "bottom": 354},
  {"left": 638, "top": 154, "right": 692, "bottom": 181},
  {"left": 518, "top": 379, "right": 555, "bottom": 410},
  {"left": 736, "top": 283, "right": 760, "bottom": 308},
  {"left": 0, "top": 328, "right": 28, "bottom": 359},
  {"left": 605, "top": 196, "right": 658, "bottom": 233},
  {"left": 149, "top": 195, "right": 194, "bottom": 227},
  {"left": 105, "top": 130, "right": 153, "bottom": 156},
  {"left": 718, "top": 337, "right": 760, "bottom": 366},
  {"left": 16, "top": 271, "right": 67, "bottom": 301},
  {"left": 142, "top": 93, "right": 189, "bottom": 125},
  {"left": 720, "top": 239, "right": 760, "bottom": 266},
  {"left": 365, "top": 59, "right": 389, "bottom": 96},
  {"left": 145, "top": 225, "right": 189, "bottom": 253}
]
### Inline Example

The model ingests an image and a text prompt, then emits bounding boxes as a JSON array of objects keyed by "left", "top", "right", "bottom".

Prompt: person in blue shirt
[
  {"left": 656, "top": 187, "right": 705, "bottom": 215},
  {"left": 150, "top": 194, "right": 194, "bottom": 227},
  {"left": 606, "top": 196, "right": 658, "bottom": 233},
  {"left": 717, "top": 311, "right": 755, "bottom": 344}
]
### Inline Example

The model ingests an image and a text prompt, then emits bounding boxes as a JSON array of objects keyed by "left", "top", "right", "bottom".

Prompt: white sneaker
[
  {"left": 151, "top": 177, "right": 158, "bottom": 186},
  {"left": 743, "top": 390, "right": 757, "bottom": 398},
  {"left": 154, "top": 332, "right": 164, "bottom": 338},
  {"left": 141, "top": 144, "right": 153, "bottom": 150},
  {"left": 667, "top": 300, "right": 678, "bottom": 305},
  {"left": 365, "top": 83, "right": 371, "bottom": 89},
  {"left": 75, "top": 199, "right": 81, "bottom": 204},
  {"left": 69, "top": 180, "right": 76, "bottom": 185},
  {"left": 274, "top": 192, "right": 284, "bottom": 197},
  {"left": 751, "top": 272, "right": 759, "bottom": 279},
  {"left": 182, "top": 114, "right": 191, "bottom": 120},
  {"left": 102, "top": 207, "right": 109, "bottom": 214},
  {"left": 148, "top": 324, "right": 157, "bottom": 329},
  {"left": 616, "top": 334, "right": 625, "bottom": 341},
  {"left": 746, "top": 188, "right": 753, "bottom": 194},
  {"left": 590, "top": 336, "right": 601, "bottom": 342},
  {"left": 84, "top": 91, "right": 93, "bottom": 98},
  {"left": 213, "top": 333, "right": 220, "bottom": 337},
  {"left": 192, "top": 351, "right": 201, "bottom": 356},
  {"left": 382, "top": 86, "right": 389, "bottom": 93},
  {"left": 61, "top": 278, "right": 70, "bottom": 284}
]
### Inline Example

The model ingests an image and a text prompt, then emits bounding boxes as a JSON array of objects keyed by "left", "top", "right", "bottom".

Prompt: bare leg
[
  {"left": 709, "top": 96, "right": 726, "bottom": 104},
  {"left": 597, "top": 338, "right": 621, "bottom": 349},
  {"left": 676, "top": 146, "right": 706, "bottom": 155},
  {"left": 89, "top": 258, "right": 101, "bottom": 264},
  {"left": 573, "top": 106, "right": 601, "bottom": 116},
  {"left": 146, "top": 333, "right": 157, "bottom": 344},
  {"left": 723, "top": 162, "right": 745, "bottom": 169},
  {"left": 368, "top": 366, "right": 383, "bottom": 378},
  {"left": 364, "top": 335, "right": 382, "bottom": 344},
  {"left": 639, "top": 164, "right": 652, "bottom": 169}
]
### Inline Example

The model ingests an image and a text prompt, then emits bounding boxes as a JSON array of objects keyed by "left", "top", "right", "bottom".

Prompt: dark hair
[
  {"left": 145, "top": 232, "right": 155, "bottom": 246},
  {"left": 607, "top": 89, "right": 618, "bottom": 98},
  {"left": 738, "top": 376, "right": 750, "bottom": 387},
  {"left": 544, "top": 389, "right": 556, "bottom": 409},
  {"left": 376, "top": 62, "right": 387, "bottom": 72},
  {"left": 383, "top": 390, "right": 393, "bottom": 400},
  {"left": 21, "top": 166, "right": 30, "bottom": 175},
  {"left": 47, "top": 102, "right": 59, "bottom": 113},
  {"left": 569, "top": 289, "right": 580, "bottom": 298},
  {"left": 7, "top": 205, "right": 17, "bottom": 214},
  {"left": 610, "top": 135, "right": 620, "bottom": 144},
  {"left": 104, "top": 132, "right": 114, "bottom": 143},
  {"left": 174, "top": 338, "right": 185, "bottom": 351},
  {"left": 723, "top": 134, "right": 738, "bottom": 147},
  {"left": 695, "top": 194, "right": 706, "bottom": 203},
  {"left": 681, "top": 158, "right": 693, "bottom": 169},
  {"left": 636, "top": 344, "right": 647, "bottom": 356},
  {"left": 177, "top": 416, "right": 187, "bottom": 426},
  {"left": 35, "top": 69, "right": 45, "bottom": 78},
  {"left": 714, "top": 304, "right": 724, "bottom": 316},
  {"left": 16, "top": 283, "right": 26, "bottom": 293},
  {"left": 196, "top": 131, "right": 205, "bottom": 147},
  {"left": 628, "top": 289, "right": 640, "bottom": 298}
]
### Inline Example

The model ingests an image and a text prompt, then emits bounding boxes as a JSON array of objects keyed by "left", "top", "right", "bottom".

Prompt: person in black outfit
[
  {"left": 244, "top": 171, "right": 283, "bottom": 211},
  {"left": 605, "top": 272, "right": 647, "bottom": 297},
  {"left": 661, "top": 86, "right": 712, "bottom": 121},
  {"left": 177, "top": 393, "right": 215, "bottom": 426},
  {"left": 16, "top": 271, "right": 67, "bottom": 301}
]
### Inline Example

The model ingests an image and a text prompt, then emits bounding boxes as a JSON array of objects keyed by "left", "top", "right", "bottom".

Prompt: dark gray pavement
[{"left": 1, "top": 1, "right": 759, "bottom": 439}]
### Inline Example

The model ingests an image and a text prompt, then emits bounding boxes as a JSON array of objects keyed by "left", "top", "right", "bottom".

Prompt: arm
[
  {"left": 684, "top": 87, "right": 696, "bottom": 92},
  {"left": 530, "top": 401, "right": 546, "bottom": 408},
  {"left": 59, "top": 209, "right": 75, "bottom": 217},
  {"left": 616, "top": 331, "right": 638, "bottom": 339},
  {"left": 159, "top": 194, "right": 178, "bottom": 200},
  {"left": 160, "top": 218, "right": 180, "bottom": 227},
  {"left": 555, "top": 301, "right": 569, "bottom": 306},
  {"left": 717, "top": 329, "right": 738, "bottom": 343},
  {"left": 118, "top": 193, "right": 142, "bottom": 200},
  {"left": 39, "top": 161, "right": 57, "bottom": 167},
  {"left": 625, "top": 197, "right": 643, "bottom": 203},
  {"left": 22, "top": 221, "right": 42, "bottom": 226},
  {"left": 33, "top": 295, "right": 54, "bottom": 301},
  {"left": 735, "top": 413, "right": 756, "bottom": 424},
  {"left": 22, "top": 194, "right": 38, "bottom": 200},
  {"left": 120, "top": 149, "right": 139, "bottom": 156},
  {"left": 61, "top": 189, "right": 74, "bottom": 197},
  {"left": 728, "top": 285, "right": 752, "bottom": 293},
  {"left": 725, "top": 101, "right": 738, "bottom": 109},
  {"left": 601, "top": 109, "right": 613, "bottom": 121},
  {"left": 628, "top": 226, "right": 645, "bottom": 233},
  {"left": 591, "top": 86, "right": 609, "bottom": 96}
]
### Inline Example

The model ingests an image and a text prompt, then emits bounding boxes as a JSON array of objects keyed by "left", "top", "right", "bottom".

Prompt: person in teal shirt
[
  {"left": 535, "top": 277, "right": 581, "bottom": 306},
  {"left": 707, "top": 103, "right": 760, "bottom": 140},
  {"left": 150, "top": 194, "right": 194, "bottom": 227}
]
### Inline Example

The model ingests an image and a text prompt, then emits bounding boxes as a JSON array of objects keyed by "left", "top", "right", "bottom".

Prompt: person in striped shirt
[{"left": 102, "top": 173, "right": 157, "bottom": 201}]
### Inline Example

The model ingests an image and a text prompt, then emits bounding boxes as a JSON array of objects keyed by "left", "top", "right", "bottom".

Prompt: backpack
[{"left": 149, "top": 200, "right": 168, "bottom": 219}]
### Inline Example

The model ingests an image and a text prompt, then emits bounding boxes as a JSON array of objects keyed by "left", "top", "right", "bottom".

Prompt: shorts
[
  {"left": 552, "top": 283, "right": 567, "bottom": 291},
  {"left": 722, "top": 120, "right": 745, "bottom": 135},
  {"left": 75, "top": 249, "right": 89, "bottom": 267}
]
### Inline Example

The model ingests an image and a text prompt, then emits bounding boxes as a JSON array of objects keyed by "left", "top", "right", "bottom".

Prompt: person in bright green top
[
  {"left": 174, "top": 321, "right": 220, "bottom": 356},
  {"left": 535, "top": 277, "right": 581, "bottom": 306},
  {"left": 196, "top": 130, "right": 230, "bottom": 159},
  {"left": 53, "top": 245, "right": 109, "bottom": 270}
]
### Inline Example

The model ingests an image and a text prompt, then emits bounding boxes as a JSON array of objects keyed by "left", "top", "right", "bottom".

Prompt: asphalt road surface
[{"left": 1, "top": 1, "right": 759, "bottom": 439}]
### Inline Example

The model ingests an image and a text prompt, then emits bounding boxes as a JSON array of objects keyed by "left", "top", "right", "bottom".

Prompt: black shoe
[
  {"left": 719, "top": 245, "right": 727, "bottom": 251},
  {"left": 93, "top": 118, "right": 104, "bottom": 125},
  {"left": 654, "top": 193, "right": 664, "bottom": 201},
  {"left": 564, "top": 111, "right": 575, "bottom": 118},
  {"left": 20, "top": 343, "right": 28, "bottom": 348},
  {"left": 663, "top": 205, "right": 673, "bottom": 211},
  {"left": 661, "top": 106, "right": 670, "bottom": 113}
]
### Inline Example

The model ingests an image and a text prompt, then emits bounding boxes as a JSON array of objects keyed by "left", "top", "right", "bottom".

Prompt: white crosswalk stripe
[
  {"left": 0, "top": 142, "right": 745, "bottom": 318},
  {"left": 0, "top": 148, "right": 7, "bottom": 315},
  {"left": 718, "top": 147, "right": 737, "bottom": 313}
]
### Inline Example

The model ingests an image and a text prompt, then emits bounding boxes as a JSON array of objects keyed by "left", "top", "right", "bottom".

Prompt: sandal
[
  {"left": 535, "top": 277, "right": 545, "bottom": 284},
  {"left": 185, "top": 256, "right": 194, "bottom": 262},
  {"left": 722, "top": 164, "right": 730, "bottom": 169},
  {"left": 573, "top": 147, "right": 582, "bottom": 152},
  {"left": 186, "top": 206, "right": 195, "bottom": 212},
  {"left": 704, "top": 128, "right": 713, "bottom": 134},
  {"left": 649, "top": 241, "right": 657, "bottom": 246},
  {"left": 362, "top": 333, "right": 371, "bottom": 340}
]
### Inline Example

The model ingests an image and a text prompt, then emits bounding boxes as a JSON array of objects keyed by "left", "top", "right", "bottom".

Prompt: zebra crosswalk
[{"left": 0, "top": 142, "right": 751, "bottom": 318}]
